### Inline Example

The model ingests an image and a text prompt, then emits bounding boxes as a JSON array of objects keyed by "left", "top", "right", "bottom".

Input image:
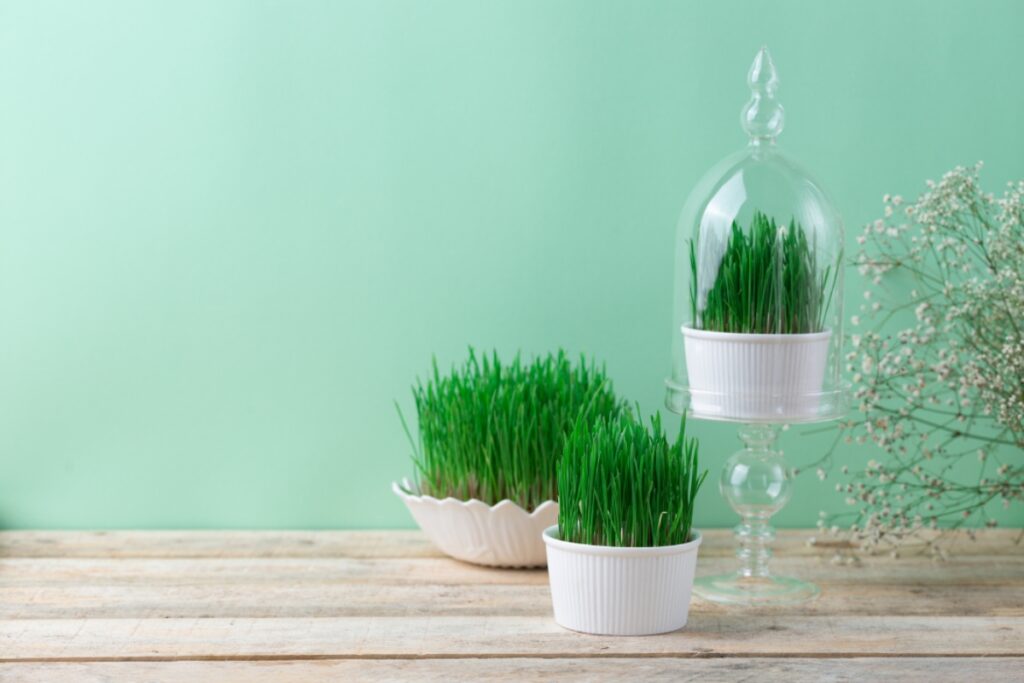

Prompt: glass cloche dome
[{"left": 666, "top": 47, "right": 847, "bottom": 423}]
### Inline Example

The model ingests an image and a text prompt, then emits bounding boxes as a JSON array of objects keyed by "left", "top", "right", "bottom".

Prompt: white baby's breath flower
[{"left": 821, "top": 163, "right": 1023, "bottom": 557}]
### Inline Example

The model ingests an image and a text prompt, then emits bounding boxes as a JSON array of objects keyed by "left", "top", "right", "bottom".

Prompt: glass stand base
[
  {"left": 694, "top": 572, "right": 819, "bottom": 605},
  {"left": 693, "top": 424, "right": 825, "bottom": 607}
]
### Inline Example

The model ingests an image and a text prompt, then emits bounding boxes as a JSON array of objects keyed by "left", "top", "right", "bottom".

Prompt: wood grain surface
[{"left": 0, "top": 529, "right": 1020, "bottom": 681}]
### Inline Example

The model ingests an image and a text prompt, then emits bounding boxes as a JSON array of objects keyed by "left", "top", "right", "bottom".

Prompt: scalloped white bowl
[{"left": 392, "top": 479, "right": 557, "bottom": 568}]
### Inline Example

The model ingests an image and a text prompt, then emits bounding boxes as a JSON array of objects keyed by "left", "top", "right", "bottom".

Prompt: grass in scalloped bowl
[
  {"left": 690, "top": 211, "right": 839, "bottom": 334},
  {"left": 557, "top": 410, "right": 707, "bottom": 547},
  {"left": 398, "top": 349, "right": 625, "bottom": 511}
]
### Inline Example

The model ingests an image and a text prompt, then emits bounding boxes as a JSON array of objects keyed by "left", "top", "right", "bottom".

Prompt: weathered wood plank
[
  {"left": 2, "top": 658, "right": 1023, "bottom": 683},
  {"left": 1, "top": 616, "right": 1021, "bottom": 660},
  {"left": 1, "top": 529, "right": 1020, "bottom": 669},
  {"left": 1, "top": 529, "right": 1018, "bottom": 559},
  {"left": 1, "top": 580, "right": 1021, "bottom": 619},
  {"left": 0, "top": 531, "right": 440, "bottom": 560},
  {"left": 2, "top": 555, "right": 1021, "bottom": 590},
  {"left": 0, "top": 558, "right": 550, "bottom": 587}
]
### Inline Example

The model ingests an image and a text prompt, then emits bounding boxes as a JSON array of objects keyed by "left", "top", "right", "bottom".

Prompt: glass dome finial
[{"left": 741, "top": 46, "right": 784, "bottom": 143}]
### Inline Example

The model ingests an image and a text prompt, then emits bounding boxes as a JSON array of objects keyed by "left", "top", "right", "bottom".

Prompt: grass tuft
[
  {"left": 557, "top": 410, "right": 707, "bottom": 547},
  {"left": 398, "top": 349, "right": 624, "bottom": 511},
  {"left": 690, "top": 211, "right": 839, "bottom": 334}
]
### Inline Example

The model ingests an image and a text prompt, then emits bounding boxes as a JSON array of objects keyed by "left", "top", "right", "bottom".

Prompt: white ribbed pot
[
  {"left": 392, "top": 480, "right": 557, "bottom": 568},
  {"left": 682, "top": 326, "right": 831, "bottom": 421},
  {"left": 543, "top": 526, "right": 702, "bottom": 636}
]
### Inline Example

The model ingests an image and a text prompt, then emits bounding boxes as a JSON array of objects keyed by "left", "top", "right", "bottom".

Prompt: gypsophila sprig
[
  {"left": 398, "top": 349, "right": 625, "bottom": 511},
  {"left": 691, "top": 211, "right": 838, "bottom": 334},
  {"left": 820, "top": 164, "right": 1024, "bottom": 556},
  {"left": 558, "top": 411, "right": 707, "bottom": 547}
]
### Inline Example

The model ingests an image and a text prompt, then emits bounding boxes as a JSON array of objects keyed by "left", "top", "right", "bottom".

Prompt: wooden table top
[{"left": 0, "top": 529, "right": 1020, "bottom": 681}]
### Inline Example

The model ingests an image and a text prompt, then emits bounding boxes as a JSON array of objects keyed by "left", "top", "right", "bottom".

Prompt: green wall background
[{"left": 0, "top": 0, "right": 1021, "bottom": 529}]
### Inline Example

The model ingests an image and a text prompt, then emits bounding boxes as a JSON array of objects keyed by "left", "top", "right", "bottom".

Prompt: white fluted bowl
[
  {"left": 544, "top": 526, "right": 702, "bottom": 636},
  {"left": 392, "top": 480, "right": 557, "bottom": 568},
  {"left": 682, "top": 326, "right": 831, "bottom": 421}
]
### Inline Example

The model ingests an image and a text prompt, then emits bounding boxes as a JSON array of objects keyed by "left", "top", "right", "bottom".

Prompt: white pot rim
[
  {"left": 682, "top": 324, "right": 832, "bottom": 342},
  {"left": 543, "top": 525, "right": 702, "bottom": 557},
  {"left": 392, "top": 480, "right": 557, "bottom": 519}
]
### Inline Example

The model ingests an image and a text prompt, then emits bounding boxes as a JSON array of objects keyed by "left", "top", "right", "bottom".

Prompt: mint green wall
[{"left": 0, "top": 0, "right": 1021, "bottom": 529}]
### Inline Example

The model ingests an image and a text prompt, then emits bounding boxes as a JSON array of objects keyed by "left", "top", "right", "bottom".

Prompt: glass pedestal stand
[{"left": 693, "top": 424, "right": 819, "bottom": 605}]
